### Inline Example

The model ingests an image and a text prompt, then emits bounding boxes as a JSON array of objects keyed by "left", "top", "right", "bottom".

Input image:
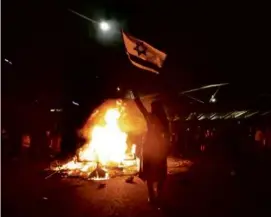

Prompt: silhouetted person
[
  {"left": 130, "top": 91, "right": 169, "bottom": 205},
  {"left": 61, "top": 105, "right": 78, "bottom": 157},
  {"left": 227, "top": 124, "right": 242, "bottom": 175},
  {"left": 255, "top": 127, "right": 265, "bottom": 148},
  {"left": 10, "top": 109, "right": 23, "bottom": 159},
  {"left": 28, "top": 104, "right": 50, "bottom": 161},
  {"left": 201, "top": 129, "right": 212, "bottom": 152}
]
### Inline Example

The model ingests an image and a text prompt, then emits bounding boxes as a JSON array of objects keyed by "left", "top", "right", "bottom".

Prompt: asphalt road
[{"left": 2, "top": 153, "right": 271, "bottom": 217}]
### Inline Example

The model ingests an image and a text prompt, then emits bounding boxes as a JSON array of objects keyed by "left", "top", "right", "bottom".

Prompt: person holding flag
[
  {"left": 129, "top": 90, "right": 169, "bottom": 206},
  {"left": 123, "top": 30, "right": 169, "bottom": 206}
]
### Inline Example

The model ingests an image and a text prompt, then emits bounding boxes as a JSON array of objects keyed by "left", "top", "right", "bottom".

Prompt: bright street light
[
  {"left": 99, "top": 21, "right": 110, "bottom": 32},
  {"left": 210, "top": 95, "right": 216, "bottom": 103},
  {"left": 68, "top": 9, "right": 120, "bottom": 43}
]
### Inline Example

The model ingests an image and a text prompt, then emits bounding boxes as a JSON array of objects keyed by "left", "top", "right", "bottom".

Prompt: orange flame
[
  {"left": 52, "top": 100, "right": 142, "bottom": 179},
  {"left": 78, "top": 108, "right": 128, "bottom": 165}
]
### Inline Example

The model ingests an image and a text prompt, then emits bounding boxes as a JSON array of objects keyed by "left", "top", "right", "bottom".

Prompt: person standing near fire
[{"left": 129, "top": 90, "right": 169, "bottom": 206}]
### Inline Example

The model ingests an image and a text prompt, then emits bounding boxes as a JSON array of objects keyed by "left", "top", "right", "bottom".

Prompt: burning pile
[{"left": 50, "top": 100, "right": 140, "bottom": 180}]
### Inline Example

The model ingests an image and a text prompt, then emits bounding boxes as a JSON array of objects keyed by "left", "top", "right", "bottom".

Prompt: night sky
[{"left": 2, "top": 0, "right": 270, "bottom": 106}]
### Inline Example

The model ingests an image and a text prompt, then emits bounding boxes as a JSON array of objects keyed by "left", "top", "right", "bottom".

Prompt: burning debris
[
  {"left": 125, "top": 176, "right": 135, "bottom": 183},
  {"left": 89, "top": 163, "right": 107, "bottom": 180},
  {"left": 48, "top": 100, "right": 140, "bottom": 180},
  {"left": 46, "top": 99, "right": 193, "bottom": 181}
]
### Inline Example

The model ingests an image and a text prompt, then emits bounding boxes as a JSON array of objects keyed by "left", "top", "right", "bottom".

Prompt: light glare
[
  {"left": 72, "top": 101, "right": 79, "bottom": 106},
  {"left": 99, "top": 21, "right": 110, "bottom": 31}
]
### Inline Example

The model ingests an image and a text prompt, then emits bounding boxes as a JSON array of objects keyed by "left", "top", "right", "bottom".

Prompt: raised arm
[{"left": 129, "top": 90, "right": 150, "bottom": 124}]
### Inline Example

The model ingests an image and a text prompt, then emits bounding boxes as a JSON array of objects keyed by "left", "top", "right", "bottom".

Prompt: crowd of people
[
  {"left": 3, "top": 112, "right": 270, "bottom": 161},
  {"left": 170, "top": 121, "right": 271, "bottom": 177}
]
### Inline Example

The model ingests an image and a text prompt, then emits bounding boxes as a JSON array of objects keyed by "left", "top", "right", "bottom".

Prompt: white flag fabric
[
  {"left": 126, "top": 54, "right": 161, "bottom": 74},
  {"left": 122, "top": 31, "right": 167, "bottom": 74}
]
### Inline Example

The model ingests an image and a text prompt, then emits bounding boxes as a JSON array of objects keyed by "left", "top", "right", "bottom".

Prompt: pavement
[{"left": 2, "top": 152, "right": 271, "bottom": 217}]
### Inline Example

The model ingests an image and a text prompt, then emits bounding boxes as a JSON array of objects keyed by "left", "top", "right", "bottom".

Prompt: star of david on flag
[{"left": 122, "top": 31, "right": 167, "bottom": 74}]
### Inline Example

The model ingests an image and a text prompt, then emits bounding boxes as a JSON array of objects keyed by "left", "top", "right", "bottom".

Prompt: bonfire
[
  {"left": 48, "top": 99, "right": 193, "bottom": 181},
  {"left": 50, "top": 100, "right": 141, "bottom": 180}
]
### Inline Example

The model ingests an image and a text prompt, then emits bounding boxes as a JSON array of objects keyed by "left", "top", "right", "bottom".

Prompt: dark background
[{"left": 2, "top": 0, "right": 270, "bottom": 109}]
